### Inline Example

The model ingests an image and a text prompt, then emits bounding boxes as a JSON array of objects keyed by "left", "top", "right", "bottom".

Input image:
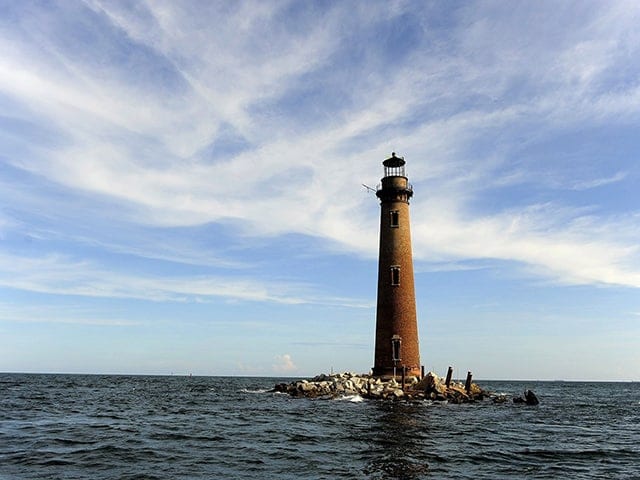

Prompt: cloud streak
[
  {"left": 0, "top": 302, "right": 139, "bottom": 326},
  {"left": 0, "top": 0, "right": 638, "bottom": 301},
  {"left": 0, "top": 252, "right": 373, "bottom": 307}
]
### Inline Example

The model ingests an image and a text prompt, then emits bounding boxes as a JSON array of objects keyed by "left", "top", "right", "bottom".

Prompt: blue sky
[{"left": 1, "top": 1, "right": 639, "bottom": 380}]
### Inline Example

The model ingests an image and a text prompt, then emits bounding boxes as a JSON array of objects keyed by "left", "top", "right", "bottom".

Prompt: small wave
[
  {"left": 338, "top": 394, "right": 364, "bottom": 403},
  {"left": 423, "top": 399, "right": 448, "bottom": 406},
  {"left": 39, "top": 458, "right": 73, "bottom": 467},
  {"left": 239, "top": 388, "right": 269, "bottom": 394},
  {"left": 53, "top": 437, "right": 97, "bottom": 446}
]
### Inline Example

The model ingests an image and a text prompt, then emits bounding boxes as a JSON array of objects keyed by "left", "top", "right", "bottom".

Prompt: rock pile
[
  {"left": 273, "top": 371, "right": 487, "bottom": 403},
  {"left": 513, "top": 389, "right": 539, "bottom": 405}
]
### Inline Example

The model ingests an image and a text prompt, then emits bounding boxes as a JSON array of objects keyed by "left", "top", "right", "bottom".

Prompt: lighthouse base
[{"left": 372, "top": 365, "right": 422, "bottom": 379}]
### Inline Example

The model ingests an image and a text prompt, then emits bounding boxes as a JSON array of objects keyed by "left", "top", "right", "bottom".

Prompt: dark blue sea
[{"left": 1, "top": 374, "right": 638, "bottom": 479}]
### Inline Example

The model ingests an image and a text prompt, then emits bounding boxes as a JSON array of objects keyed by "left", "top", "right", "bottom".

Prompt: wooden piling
[
  {"left": 445, "top": 366, "right": 453, "bottom": 387},
  {"left": 465, "top": 371, "right": 472, "bottom": 394},
  {"left": 401, "top": 366, "right": 406, "bottom": 390}
]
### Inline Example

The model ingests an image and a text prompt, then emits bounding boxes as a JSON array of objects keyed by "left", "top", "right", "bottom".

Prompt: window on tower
[
  {"left": 391, "top": 336, "right": 402, "bottom": 362},
  {"left": 390, "top": 210, "right": 399, "bottom": 228},
  {"left": 390, "top": 266, "right": 400, "bottom": 286}
]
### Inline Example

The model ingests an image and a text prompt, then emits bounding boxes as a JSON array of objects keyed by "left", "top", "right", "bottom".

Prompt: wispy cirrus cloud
[
  {"left": 412, "top": 202, "right": 640, "bottom": 288},
  {"left": 0, "top": 0, "right": 638, "bottom": 296},
  {"left": 0, "top": 302, "right": 139, "bottom": 326},
  {"left": 569, "top": 172, "right": 628, "bottom": 191},
  {"left": 0, "top": 252, "right": 373, "bottom": 307},
  {"left": 2, "top": 1, "right": 640, "bottom": 379}
]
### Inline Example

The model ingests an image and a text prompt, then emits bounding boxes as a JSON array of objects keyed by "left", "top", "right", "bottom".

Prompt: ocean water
[{"left": 1, "top": 374, "right": 638, "bottom": 479}]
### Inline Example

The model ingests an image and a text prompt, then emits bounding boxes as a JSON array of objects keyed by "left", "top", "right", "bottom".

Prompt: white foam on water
[
  {"left": 239, "top": 388, "right": 269, "bottom": 394},
  {"left": 338, "top": 394, "right": 364, "bottom": 403}
]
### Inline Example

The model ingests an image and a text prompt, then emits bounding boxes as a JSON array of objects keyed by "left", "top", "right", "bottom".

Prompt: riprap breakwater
[{"left": 274, "top": 371, "right": 486, "bottom": 403}]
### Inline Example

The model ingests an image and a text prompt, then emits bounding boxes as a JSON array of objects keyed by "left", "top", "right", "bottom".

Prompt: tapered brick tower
[{"left": 373, "top": 153, "right": 421, "bottom": 378}]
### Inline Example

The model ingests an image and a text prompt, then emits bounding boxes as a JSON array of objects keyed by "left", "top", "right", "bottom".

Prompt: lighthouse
[{"left": 372, "top": 153, "right": 421, "bottom": 378}]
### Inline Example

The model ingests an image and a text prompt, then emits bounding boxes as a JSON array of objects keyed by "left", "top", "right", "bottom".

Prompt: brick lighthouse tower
[{"left": 372, "top": 153, "right": 421, "bottom": 378}]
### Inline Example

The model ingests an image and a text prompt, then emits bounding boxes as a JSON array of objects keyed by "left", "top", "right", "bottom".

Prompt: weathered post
[
  {"left": 421, "top": 365, "right": 425, "bottom": 379},
  {"left": 465, "top": 371, "right": 473, "bottom": 394},
  {"left": 445, "top": 366, "right": 453, "bottom": 387}
]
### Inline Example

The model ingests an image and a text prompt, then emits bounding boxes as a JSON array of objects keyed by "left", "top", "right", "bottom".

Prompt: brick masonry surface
[{"left": 373, "top": 172, "right": 420, "bottom": 377}]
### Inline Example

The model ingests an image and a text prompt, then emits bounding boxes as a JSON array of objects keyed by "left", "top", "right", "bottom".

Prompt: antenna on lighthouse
[{"left": 362, "top": 184, "right": 376, "bottom": 194}]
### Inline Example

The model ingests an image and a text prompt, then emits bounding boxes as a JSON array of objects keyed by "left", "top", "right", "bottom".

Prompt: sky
[{"left": 1, "top": 0, "right": 639, "bottom": 380}]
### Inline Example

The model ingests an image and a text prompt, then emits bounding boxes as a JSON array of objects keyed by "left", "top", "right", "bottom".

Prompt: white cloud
[
  {"left": 0, "top": 302, "right": 138, "bottom": 326},
  {"left": 0, "top": 252, "right": 372, "bottom": 307},
  {"left": 412, "top": 204, "right": 640, "bottom": 288},
  {"left": 0, "top": 0, "right": 639, "bottom": 294},
  {"left": 569, "top": 172, "right": 628, "bottom": 191},
  {"left": 272, "top": 353, "right": 296, "bottom": 373}
]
